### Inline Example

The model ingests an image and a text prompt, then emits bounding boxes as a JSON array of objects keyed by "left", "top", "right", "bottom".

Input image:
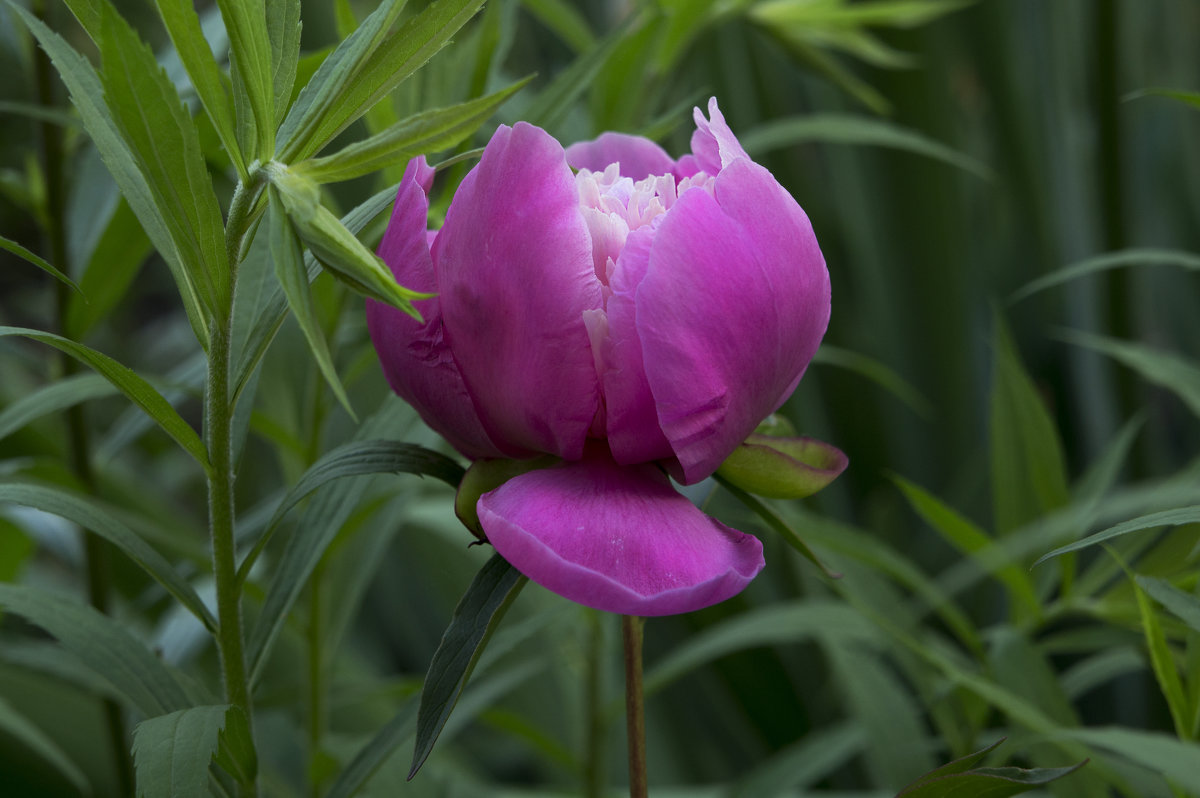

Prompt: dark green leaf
[
  {"left": 267, "top": 188, "right": 354, "bottom": 416},
  {"left": 410, "top": 553, "right": 527, "bottom": 779},
  {"left": 1128, "top": 568, "right": 1189, "bottom": 738},
  {"left": 132, "top": 705, "right": 230, "bottom": 798},
  {"left": 898, "top": 762, "right": 1086, "bottom": 797},
  {"left": 0, "top": 696, "right": 91, "bottom": 797},
  {"left": 0, "top": 233, "right": 79, "bottom": 291},
  {"left": 714, "top": 474, "right": 841, "bottom": 578},
  {"left": 1059, "top": 329, "right": 1200, "bottom": 420},
  {"left": 1034, "top": 506, "right": 1200, "bottom": 564},
  {"left": 523, "top": 19, "right": 627, "bottom": 132},
  {"left": 0, "top": 583, "right": 190, "bottom": 717},
  {"left": 237, "top": 438, "right": 464, "bottom": 581},
  {"left": 989, "top": 313, "right": 1070, "bottom": 535},
  {"left": 0, "top": 373, "right": 115, "bottom": 443},
  {"left": 1137, "top": 575, "right": 1200, "bottom": 635},
  {"left": 521, "top": 0, "right": 595, "bottom": 52},
  {"left": 741, "top": 113, "right": 992, "bottom": 179},
  {"left": 294, "top": 76, "right": 532, "bottom": 184},
  {"left": 65, "top": 197, "right": 152, "bottom": 339},
  {"left": 1124, "top": 87, "right": 1200, "bottom": 110},
  {"left": 0, "top": 483, "right": 216, "bottom": 632},
  {"left": 812, "top": 344, "right": 933, "bottom": 417},
  {"left": 323, "top": 700, "right": 418, "bottom": 798},
  {"left": 7, "top": 4, "right": 211, "bottom": 346},
  {"left": 1057, "top": 727, "right": 1200, "bottom": 791},
  {"left": 1009, "top": 248, "right": 1200, "bottom": 304},
  {"left": 0, "top": 327, "right": 208, "bottom": 467}
]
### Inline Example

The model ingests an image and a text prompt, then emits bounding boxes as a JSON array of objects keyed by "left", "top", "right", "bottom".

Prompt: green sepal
[
  {"left": 264, "top": 160, "right": 429, "bottom": 316},
  {"left": 716, "top": 433, "right": 847, "bottom": 499},
  {"left": 455, "top": 456, "right": 561, "bottom": 539}
]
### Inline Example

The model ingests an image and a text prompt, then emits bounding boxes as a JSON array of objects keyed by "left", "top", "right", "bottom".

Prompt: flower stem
[
  {"left": 584, "top": 610, "right": 606, "bottom": 798},
  {"left": 207, "top": 309, "right": 256, "bottom": 796},
  {"left": 622, "top": 615, "right": 647, "bottom": 798}
]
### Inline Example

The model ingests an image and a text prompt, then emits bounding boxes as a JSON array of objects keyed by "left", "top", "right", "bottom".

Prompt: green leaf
[
  {"left": 0, "top": 583, "right": 190, "bottom": 717},
  {"left": 237, "top": 438, "right": 464, "bottom": 582},
  {"left": 216, "top": 0, "right": 274, "bottom": 160},
  {"left": 740, "top": 112, "right": 992, "bottom": 179},
  {"left": 1009, "top": 248, "right": 1200, "bottom": 304},
  {"left": 293, "top": 76, "right": 532, "bottom": 184},
  {"left": 0, "top": 233, "right": 79, "bottom": 291},
  {"left": 267, "top": 188, "right": 354, "bottom": 416},
  {"left": 522, "top": 19, "right": 627, "bottom": 132},
  {"left": 898, "top": 762, "right": 1086, "bottom": 797},
  {"left": 644, "top": 600, "right": 878, "bottom": 696},
  {"left": 265, "top": 160, "right": 427, "bottom": 314},
  {"left": 266, "top": 0, "right": 301, "bottom": 125},
  {"left": 1058, "top": 329, "right": 1200, "bottom": 420},
  {"left": 132, "top": 705, "right": 230, "bottom": 798},
  {"left": 893, "top": 475, "right": 1041, "bottom": 619},
  {"left": 812, "top": 344, "right": 934, "bottom": 417},
  {"left": 1137, "top": 575, "right": 1200, "bottom": 634},
  {"left": 152, "top": 0, "right": 246, "bottom": 177},
  {"left": 1056, "top": 727, "right": 1200, "bottom": 792},
  {"left": 1128, "top": 568, "right": 1190, "bottom": 739},
  {"left": 1034, "top": 506, "right": 1200, "bottom": 564},
  {"left": 232, "top": 182, "right": 397, "bottom": 400},
  {"left": 714, "top": 474, "right": 841, "bottom": 578},
  {"left": 731, "top": 720, "right": 863, "bottom": 797},
  {"left": 0, "top": 696, "right": 91, "bottom": 797},
  {"left": 0, "top": 483, "right": 216, "bottom": 632},
  {"left": 989, "top": 313, "right": 1070, "bottom": 535},
  {"left": 521, "top": 0, "right": 595, "bottom": 52},
  {"left": 64, "top": 197, "right": 152, "bottom": 339},
  {"left": 1124, "top": 87, "right": 1200, "bottom": 110},
  {"left": 7, "top": 5, "right": 208, "bottom": 347},
  {"left": 323, "top": 700, "right": 418, "bottom": 798},
  {"left": 410, "top": 553, "right": 527, "bottom": 779},
  {"left": 0, "top": 373, "right": 115, "bottom": 443},
  {"left": 0, "top": 327, "right": 208, "bottom": 467},
  {"left": 751, "top": 0, "right": 972, "bottom": 28},
  {"left": 0, "top": 99, "right": 81, "bottom": 128}
]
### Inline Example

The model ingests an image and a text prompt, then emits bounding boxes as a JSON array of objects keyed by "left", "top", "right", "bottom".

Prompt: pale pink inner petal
[{"left": 478, "top": 445, "right": 764, "bottom": 616}]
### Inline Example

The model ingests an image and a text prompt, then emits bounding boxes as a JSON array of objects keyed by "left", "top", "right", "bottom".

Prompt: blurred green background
[{"left": 2, "top": 1, "right": 1199, "bottom": 796}]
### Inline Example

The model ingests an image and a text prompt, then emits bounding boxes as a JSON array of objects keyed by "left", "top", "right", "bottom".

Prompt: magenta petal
[
  {"left": 435, "top": 123, "right": 603, "bottom": 460},
  {"left": 637, "top": 158, "right": 831, "bottom": 484},
  {"left": 565, "top": 132, "right": 678, "bottom": 181},
  {"left": 479, "top": 447, "right": 764, "bottom": 616},
  {"left": 366, "top": 159, "right": 504, "bottom": 459},
  {"left": 689, "top": 97, "right": 750, "bottom": 175}
]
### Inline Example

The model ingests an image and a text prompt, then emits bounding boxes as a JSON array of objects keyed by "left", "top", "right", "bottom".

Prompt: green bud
[
  {"left": 455, "top": 455, "right": 562, "bottom": 540},
  {"left": 716, "top": 434, "right": 847, "bottom": 500}
]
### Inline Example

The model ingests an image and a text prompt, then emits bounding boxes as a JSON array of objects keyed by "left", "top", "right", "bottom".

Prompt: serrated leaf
[
  {"left": 1009, "top": 248, "right": 1200, "bottom": 304},
  {"left": 152, "top": 0, "right": 246, "bottom": 177},
  {"left": 0, "top": 483, "right": 217, "bottom": 632},
  {"left": 893, "top": 475, "right": 1040, "bottom": 619},
  {"left": 265, "top": 160, "right": 427, "bottom": 314},
  {"left": 266, "top": 0, "right": 301, "bottom": 125},
  {"left": 237, "top": 438, "right": 464, "bottom": 581},
  {"left": 293, "top": 76, "right": 532, "bottom": 184},
  {"left": 740, "top": 112, "right": 992, "bottom": 179},
  {"left": 0, "top": 327, "right": 208, "bottom": 467},
  {"left": 0, "top": 583, "right": 190, "bottom": 717},
  {"left": 409, "top": 554, "right": 526, "bottom": 778},
  {"left": 1034, "top": 506, "right": 1200, "bottom": 564},
  {"left": 213, "top": 705, "right": 257, "bottom": 786},
  {"left": 216, "top": 0, "right": 274, "bottom": 160},
  {"left": 989, "top": 313, "right": 1070, "bottom": 535},
  {"left": 0, "top": 233, "right": 80, "bottom": 291},
  {"left": 0, "top": 696, "right": 92, "bottom": 797},
  {"left": 6, "top": 4, "right": 211, "bottom": 346},
  {"left": 1058, "top": 329, "right": 1200, "bottom": 420},
  {"left": 0, "top": 373, "right": 115, "bottom": 443},
  {"left": 267, "top": 188, "right": 354, "bottom": 417},
  {"left": 132, "top": 705, "right": 229, "bottom": 798},
  {"left": 279, "top": 0, "right": 485, "bottom": 163}
]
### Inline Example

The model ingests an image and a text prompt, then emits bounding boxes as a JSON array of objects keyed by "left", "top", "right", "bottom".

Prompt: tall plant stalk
[{"left": 622, "top": 615, "right": 647, "bottom": 798}]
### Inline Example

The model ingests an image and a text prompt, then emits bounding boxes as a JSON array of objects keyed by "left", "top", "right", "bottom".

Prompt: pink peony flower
[{"left": 367, "top": 98, "right": 831, "bottom": 616}]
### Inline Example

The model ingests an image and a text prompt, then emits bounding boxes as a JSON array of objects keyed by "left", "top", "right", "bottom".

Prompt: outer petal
[
  {"left": 689, "top": 97, "right": 750, "bottom": 176},
  {"left": 637, "top": 158, "right": 831, "bottom": 484},
  {"left": 366, "top": 158, "right": 505, "bottom": 459},
  {"left": 435, "top": 123, "right": 603, "bottom": 460},
  {"left": 479, "top": 446, "right": 764, "bottom": 616},
  {"left": 565, "top": 132, "right": 677, "bottom": 181}
]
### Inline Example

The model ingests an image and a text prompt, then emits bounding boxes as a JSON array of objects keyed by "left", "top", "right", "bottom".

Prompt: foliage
[{"left": 0, "top": 0, "right": 1198, "bottom": 796}]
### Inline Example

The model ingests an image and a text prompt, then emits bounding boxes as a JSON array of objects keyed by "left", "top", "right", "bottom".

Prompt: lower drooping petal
[
  {"left": 435, "top": 123, "right": 602, "bottom": 460},
  {"left": 366, "top": 158, "right": 505, "bottom": 459},
  {"left": 478, "top": 447, "right": 764, "bottom": 616}
]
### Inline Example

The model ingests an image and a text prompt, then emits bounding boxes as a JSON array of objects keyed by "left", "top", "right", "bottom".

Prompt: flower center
[{"left": 575, "top": 163, "right": 713, "bottom": 288}]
